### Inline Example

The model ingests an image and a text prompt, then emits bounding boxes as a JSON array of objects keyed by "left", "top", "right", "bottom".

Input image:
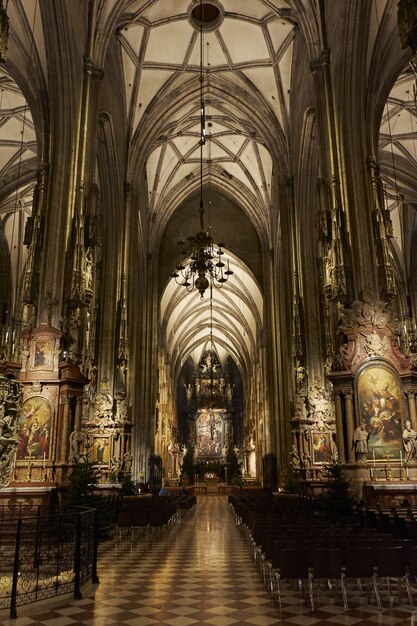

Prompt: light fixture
[{"left": 171, "top": 2, "right": 233, "bottom": 298}]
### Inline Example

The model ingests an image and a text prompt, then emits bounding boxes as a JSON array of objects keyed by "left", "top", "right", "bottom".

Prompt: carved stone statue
[
  {"left": 225, "top": 383, "right": 234, "bottom": 402},
  {"left": 301, "top": 451, "right": 312, "bottom": 479},
  {"left": 0, "top": 378, "right": 21, "bottom": 488},
  {"left": 306, "top": 376, "right": 335, "bottom": 426},
  {"left": 123, "top": 451, "right": 133, "bottom": 474},
  {"left": 332, "top": 342, "right": 351, "bottom": 371},
  {"left": 184, "top": 383, "right": 193, "bottom": 403},
  {"left": 110, "top": 456, "right": 122, "bottom": 481},
  {"left": 0, "top": 410, "right": 13, "bottom": 440},
  {"left": 403, "top": 419, "right": 417, "bottom": 465},
  {"left": 68, "top": 429, "right": 84, "bottom": 463},
  {"left": 295, "top": 364, "right": 307, "bottom": 391},
  {"left": 352, "top": 422, "right": 369, "bottom": 463},
  {"left": 290, "top": 445, "right": 301, "bottom": 471}
]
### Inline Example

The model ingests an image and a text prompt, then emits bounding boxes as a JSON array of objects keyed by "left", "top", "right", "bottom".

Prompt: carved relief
[
  {"left": 333, "top": 292, "right": 413, "bottom": 373},
  {"left": 362, "top": 332, "right": 389, "bottom": 357},
  {"left": 338, "top": 292, "right": 399, "bottom": 335},
  {"left": 306, "top": 376, "right": 335, "bottom": 428},
  {"left": 0, "top": 376, "right": 22, "bottom": 487}
]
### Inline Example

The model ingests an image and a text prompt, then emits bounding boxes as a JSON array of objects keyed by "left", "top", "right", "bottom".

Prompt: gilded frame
[
  {"left": 312, "top": 431, "right": 334, "bottom": 464},
  {"left": 356, "top": 361, "right": 403, "bottom": 461}
]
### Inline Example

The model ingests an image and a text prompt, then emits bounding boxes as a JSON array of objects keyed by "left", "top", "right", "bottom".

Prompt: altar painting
[
  {"left": 34, "top": 341, "right": 52, "bottom": 368},
  {"left": 197, "top": 409, "right": 222, "bottom": 457},
  {"left": 357, "top": 363, "right": 403, "bottom": 460},
  {"left": 92, "top": 437, "right": 110, "bottom": 465},
  {"left": 312, "top": 432, "right": 334, "bottom": 464},
  {"left": 18, "top": 397, "right": 51, "bottom": 459}
]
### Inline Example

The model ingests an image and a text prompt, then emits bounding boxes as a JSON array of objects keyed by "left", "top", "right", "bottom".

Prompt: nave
[{"left": 1, "top": 497, "right": 416, "bottom": 626}]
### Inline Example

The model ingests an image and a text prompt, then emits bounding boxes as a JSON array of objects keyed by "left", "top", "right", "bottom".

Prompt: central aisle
[{"left": 91, "top": 495, "right": 277, "bottom": 625}]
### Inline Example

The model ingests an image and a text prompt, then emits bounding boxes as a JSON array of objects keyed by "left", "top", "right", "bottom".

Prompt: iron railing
[{"left": 0, "top": 505, "right": 98, "bottom": 618}]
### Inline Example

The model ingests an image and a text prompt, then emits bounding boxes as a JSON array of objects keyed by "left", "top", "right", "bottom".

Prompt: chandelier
[{"left": 171, "top": 4, "right": 233, "bottom": 298}]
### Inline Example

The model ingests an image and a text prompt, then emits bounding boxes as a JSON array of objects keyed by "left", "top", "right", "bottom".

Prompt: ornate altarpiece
[{"left": 292, "top": 294, "right": 417, "bottom": 485}]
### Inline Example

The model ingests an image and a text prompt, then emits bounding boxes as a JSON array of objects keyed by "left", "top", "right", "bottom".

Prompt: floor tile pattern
[{"left": 0, "top": 496, "right": 416, "bottom": 625}]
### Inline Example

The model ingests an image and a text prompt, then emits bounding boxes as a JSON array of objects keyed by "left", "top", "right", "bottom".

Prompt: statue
[
  {"left": 184, "top": 383, "right": 193, "bottom": 402},
  {"left": 110, "top": 456, "right": 122, "bottom": 481},
  {"left": 0, "top": 403, "right": 14, "bottom": 437},
  {"left": 87, "top": 366, "right": 97, "bottom": 403},
  {"left": 68, "top": 429, "right": 83, "bottom": 463},
  {"left": 352, "top": 422, "right": 369, "bottom": 463},
  {"left": 302, "top": 451, "right": 312, "bottom": 468},
  {"left": 123, "top": 451, "right": 133, "bottom": 474},
  {"left": 403, "top": 419, "right": 417, "bottom": 465},
  {"left": 290, "top": 445, "right": 301, "bottom": 471},
  {"left": 301, "top": 451, "right": 312, "bottom": 479},
  {"left": 332, "top": 342, "right": 350, "bottom": 371},
  {"left": 295, "top": 364, "right": 306, "bottom": 391}
]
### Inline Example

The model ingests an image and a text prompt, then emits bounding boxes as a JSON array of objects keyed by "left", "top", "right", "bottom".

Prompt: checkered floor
[{"left": 1, "top": 496, "right": 416, "bottom": 625}]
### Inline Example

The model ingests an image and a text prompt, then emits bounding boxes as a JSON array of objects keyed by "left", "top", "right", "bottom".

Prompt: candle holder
[
  {"left": 400, "top": 465, "right": 407, "bottom": 481},
  {"left": 26, "top": 461, "right": 33, "bottom": 483},
  {"left": 384, "top": 453, "right": 393, "bottom": 481},
  {"left": 25, "top": 451, "right": 34, "bottom": 482}
]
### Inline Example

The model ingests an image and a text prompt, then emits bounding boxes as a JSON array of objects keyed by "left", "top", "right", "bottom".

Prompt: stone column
[
  {"left": 344, "top": 388, "right": 355, "bottom": 462},
  {"left": 59, "top": 396, "right": 72, "bottom": 463},
  {"left": 334, "top": 391, "right": 346, "bottom": 463}
]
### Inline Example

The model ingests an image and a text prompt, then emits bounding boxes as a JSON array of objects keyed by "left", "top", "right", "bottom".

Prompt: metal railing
[{"left": 0, "top": 505, "right": 98, "bottom": 619}]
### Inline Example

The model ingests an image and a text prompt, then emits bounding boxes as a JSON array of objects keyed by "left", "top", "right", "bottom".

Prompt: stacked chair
[{"left": 229, "top": 492, "right": 417, "bottom": 612}]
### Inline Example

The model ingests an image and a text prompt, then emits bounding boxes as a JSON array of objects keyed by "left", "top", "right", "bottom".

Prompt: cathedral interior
[
  {"left": 4, "top": 1, "right": 417, "bottom": 623},
  {"left": 1, "top": 0, "right": 417, "bottom": 502}
]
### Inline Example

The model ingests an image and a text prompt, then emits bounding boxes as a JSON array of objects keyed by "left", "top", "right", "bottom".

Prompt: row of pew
[
  {"left": 229, "top": 492, "right": 417, "bottom": 611},
  {"left": 117, "top": 491, "right": 197, "bottom": 540}
]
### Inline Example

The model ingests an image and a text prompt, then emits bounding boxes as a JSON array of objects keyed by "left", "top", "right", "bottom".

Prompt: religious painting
[
  {"left": 356, "top": 363, "right": 403, "bottom": 460},
  {"left": 197, "top": 409, "right": 222, "bottom": 458},
  {"left": 17, "top": 397, "right": 52, "bottom": 459},
  {"left": 34, "top": 341, "right": 52, "bottom": 368},
  {"left": 92, "top": 437, "right": 110, "bottom": 465},
  {"left": 312, "top": 431, "right": 334, "bottom": 464}
]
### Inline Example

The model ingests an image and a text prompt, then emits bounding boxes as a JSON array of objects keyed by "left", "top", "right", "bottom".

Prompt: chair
[
  {"left": 264, "top": 539, "right": 296, "bottom": 593},
  {"left": 341, "top": 546, "right": 380, "bottom": 610},
  {"left": 313, "top": 547, "right": 343, "bottom": 600},
  {"left": 274, "top": 547, "right": 314, "bottom": 611},
  {"left": 116, "top": 509, "right": 135, "bottom": 541},
  {"left": 407, "top": 544, "right": 417, "bottom": 583},
  {"left": 376, "top": 545, "right": 413, "bottom": 607}
]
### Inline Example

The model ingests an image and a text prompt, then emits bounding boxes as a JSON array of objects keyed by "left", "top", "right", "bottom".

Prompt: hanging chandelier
[{"left": 171, "top": 5, "right": 233, "bottom": 298}]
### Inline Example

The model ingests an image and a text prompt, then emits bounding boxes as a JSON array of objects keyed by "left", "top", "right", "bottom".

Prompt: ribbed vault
[{"left": 160, "top": 251, "right": 263, "bottom": 389}]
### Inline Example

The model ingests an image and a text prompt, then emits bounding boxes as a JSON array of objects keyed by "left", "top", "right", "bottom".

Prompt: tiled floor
[{"left": 1, "top": 496, "right": 416, "bottom": 625}]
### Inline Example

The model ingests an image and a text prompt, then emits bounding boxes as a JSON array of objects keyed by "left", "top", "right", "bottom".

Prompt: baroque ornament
[
  {"left": 362, "top": 331, "right": 389, "bottom": 357},
  {"left": 338, "top": 291, "right": 399, "bottom": 335},
  {"left": 306, "top": 376, "right": 335, "bottom": 429},
  {"left": 0, "top": 376, "right": 22, "bottom": 487}
]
